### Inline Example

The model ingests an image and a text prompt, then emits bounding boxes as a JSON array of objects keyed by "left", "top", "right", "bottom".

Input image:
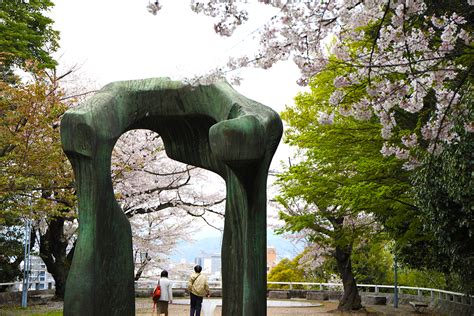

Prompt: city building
[
  {"left": 267, "top": 247, "right": 277, "bottom": 273},
  {"left": 17, "top": 255, "right": 55, "bottom": 291},
  {"left": 194, "top": 253, "right": 221, "bottom": 280},
  {"left": 194, "top": 247, "right": 278, "bottom": 279}
]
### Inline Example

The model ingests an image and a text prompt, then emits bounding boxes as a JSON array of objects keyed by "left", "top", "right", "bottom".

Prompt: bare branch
[{"left": 60, "top": 90, "right": 98, "bottom": 101}]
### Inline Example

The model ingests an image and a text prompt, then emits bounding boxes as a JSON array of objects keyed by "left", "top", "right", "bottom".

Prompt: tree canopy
[
  {"left": 412, "top": 125, "right": 474, "bottom": 292},
  {"left": 166, "top": 0, "right": 474, "bottom": 166},
  {"left": 183, "top": 0, "right": 473, "bottom": 295},
  {"left": 0, "top": 221, "right": 24, "bottom": 289},
  {"left": 0, "top": 71, "right": 75, "bottom": 222},
  {"left": 0, "top": 0, "right": 59, "bottom": 80},
  {"left": 276, "top": 56, "right": 417, "bottom": 310}
]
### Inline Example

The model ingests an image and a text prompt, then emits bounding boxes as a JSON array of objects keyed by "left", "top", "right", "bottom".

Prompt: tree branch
[{"left": 368, "top": 0, "right": 391, "bottom": 85}]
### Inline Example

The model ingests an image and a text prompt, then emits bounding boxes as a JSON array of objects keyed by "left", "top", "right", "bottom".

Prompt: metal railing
[
  {"left": 0, "top": 282, "right": 17, "bottom": 287},
  {"left": 135, "top": 279, "right": 222, "bottom": 289},
  {"left": 135, "top": 280, "right": 474, "bottom": 306},
  {"left": 264, "top": 282, "right": 474, "bottom": 306},
  {"left": 3, "top": 280, "right": 473, "bottom": 306}
]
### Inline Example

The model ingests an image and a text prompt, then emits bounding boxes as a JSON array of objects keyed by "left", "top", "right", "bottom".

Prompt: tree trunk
[
  {"left": 134, "top": 253, "right": 151, "bottom": 281},
  {"left": 334, "top": 244, "right": 363, "bottom": 311},
  {"left": 39, "top": 217, "right": 75, "bottom": 299}
]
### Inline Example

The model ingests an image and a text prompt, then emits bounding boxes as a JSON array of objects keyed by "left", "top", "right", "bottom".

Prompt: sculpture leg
[
  {"left": 64, "top": 155, "right": 135, "bottom": 316},
  {"left": 221, "top": 165, "right": 267, "bottom": 316}
]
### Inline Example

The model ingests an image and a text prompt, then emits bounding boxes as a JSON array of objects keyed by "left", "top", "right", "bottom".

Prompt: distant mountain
[{"left": 169, "top": 229, "right": 303, "bottom": 263}]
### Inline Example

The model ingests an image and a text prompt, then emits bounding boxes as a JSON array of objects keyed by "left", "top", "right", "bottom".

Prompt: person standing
[
  {"left": 155, "top": 270, "right": 173, "bottom": 316},
  {"left": 187, "top": 265, "right": 210, "bottom": 316}
]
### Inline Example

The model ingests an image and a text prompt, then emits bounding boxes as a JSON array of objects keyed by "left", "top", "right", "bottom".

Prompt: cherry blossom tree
[
  {"left": 112, "top": 129, "right": 226, "bottom": 279},
  {"left": 144, "top": 0, "right": 474, "bottom": 299},
  {"left": 0, "top": 62, "right": 81, "bottom": 298},
  {"left": 149, "top": 0, "right": 473, "bottom": 165},
  {"left": 130, "top": 211, "right": 194, "bottom": 280}
]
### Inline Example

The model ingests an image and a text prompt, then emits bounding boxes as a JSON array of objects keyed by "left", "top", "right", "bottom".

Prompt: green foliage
[
  {"left": 277, "top": 0, "right": 473, "bottom": 295},
  {"left": 0, "top": 2, "right": 76, "bottom": 299},
  {"left": 267, "top": 252, "right": 327, "bottom": 289},
  {"left": 352, "top": 240, "right": 445, "bottom": 289},
  {"left": 276, "top": 57, "right": 419, "bottom": 311},
  {"left": 279, "top": 16, "right": 473, "bottom": 295},
  {"left": 351, "top": 241, "right": 392, "bottom": 285},
  {"left": 0, "top": 221, "right": 24, "bottom": 290},
  {"left": 0, "top": 0, "right": 59, "bottom": 79},
  {"left": 412, "top": 125, "right": 474, "bottom": 293},
  {"left": 275, "top": 53, "right": 461, "bottom": 303},
  {"left": 267, "top": 257, "right": 304, "bottom": 289},
  {"left": 268, "top": 241, "right": 447, "bottom": 291},
  {"left": 0, "top": 0, "right": 73, "bottom": 220},
  {"left": 0, "top": 74, "right": 76, "bottom": 221},
  {"left": 277, "top": 57, "right": 414, "bottom": 248},
  {"left": 397, "top": 267, "right": 447, "bottom": 291}
]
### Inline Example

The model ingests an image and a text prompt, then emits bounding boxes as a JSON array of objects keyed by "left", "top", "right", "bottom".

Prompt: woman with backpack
[{"left": 153, "top": 270, "right": 173, "bottom": 315}]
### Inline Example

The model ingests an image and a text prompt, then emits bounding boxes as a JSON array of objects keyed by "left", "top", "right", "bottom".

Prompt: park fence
[
  {"left": 2, "top": 280, "right": 474, "bottom": 314},
  {"left": 134, "top": 280, "right": 474, "bottom": 306},
  {"left": 4, "top": 279, "right": 473, "bottom": 304}
]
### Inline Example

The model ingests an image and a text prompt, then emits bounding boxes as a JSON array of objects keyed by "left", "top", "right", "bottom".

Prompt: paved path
[
  {"left": 136, "top": 298, "right": 438, "bottom": 315},
  {"left": 0, "top": 297, "right": 439, "bottom": 315}
]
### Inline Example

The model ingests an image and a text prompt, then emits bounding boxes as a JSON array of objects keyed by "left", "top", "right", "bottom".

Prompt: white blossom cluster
[
  {"left": 171, "top": 0, "right": 473, "bottom": 169},
  {"left": 183, "top": 66, "right": 227, "bottom": 86},
  {"left": 111, "top": 129, "right": 226, "bottom": 276},
  {"left": 146, "top": 1, "right": 162, "bottom": 15},
  {"left": 190, "top": 0, "right": 249, "bottom": 37},
  {"left": 298, "top": 241, "right": 330, "bottom": 271},
  {"left": 294, "top": 212, "right": 378, "bottom": 271}
]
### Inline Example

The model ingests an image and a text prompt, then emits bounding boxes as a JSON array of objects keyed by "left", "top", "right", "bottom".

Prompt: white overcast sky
[
  {"left": 50, "top": 0, "right": 303, "bottom": 109},
  {"left": 50, "top": 0, "right": 306, "bottom": 168},
  {"left": 50, "top": 0, "right": 305, "bottom": 238}
]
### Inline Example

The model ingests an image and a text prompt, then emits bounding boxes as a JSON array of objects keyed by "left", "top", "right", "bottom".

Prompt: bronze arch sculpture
[{"left": 60, "top": 78, "right": 282, "bottom": 316}]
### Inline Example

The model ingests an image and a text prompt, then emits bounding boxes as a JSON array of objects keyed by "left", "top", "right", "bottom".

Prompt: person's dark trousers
[{"left": 190, "top": 292, "right": 204, "bottom": 316}]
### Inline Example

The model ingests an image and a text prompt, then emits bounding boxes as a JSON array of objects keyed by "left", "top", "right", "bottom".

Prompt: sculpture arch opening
[
  {"left": 111, "top": 129, "right": 225, "bottom": 280},
  {"left": 60, "top": 78, "right": 282, "bottom": 316}
]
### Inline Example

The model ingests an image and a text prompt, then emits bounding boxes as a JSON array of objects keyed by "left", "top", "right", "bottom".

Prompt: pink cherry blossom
[{"left": 149, "top": 1, "right": 472, "bottom": 164}]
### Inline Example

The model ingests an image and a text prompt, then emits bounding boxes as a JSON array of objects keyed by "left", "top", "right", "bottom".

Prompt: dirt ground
[{"left": 0, "top": 297, "right": 439, "bottom": 316}]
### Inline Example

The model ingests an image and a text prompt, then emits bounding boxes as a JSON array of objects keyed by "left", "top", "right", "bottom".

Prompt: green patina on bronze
[{"left": 60, "top": 78, "right": 282, "bottom": 316}]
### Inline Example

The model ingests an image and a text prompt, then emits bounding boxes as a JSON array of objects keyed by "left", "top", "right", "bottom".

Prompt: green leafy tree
[
  {"left": 276, "top": 0, "right": 474, "bottom": 297},
  {"left": 276, "top": 58, "right": 415, "bottom": 311},
  {"left": 351, "top": 240, "right": 393, "bottom": 286},
  {"left": 0, "top": 217, "right": 25, "bottom": 291},
  {"left": 397, "top": 267, "right": 447, "bottom": 291},
  {"left": 0, "top": 0, "right": 79, "bottom": 299},
  {"left": 1, "top": 0, "right": 65, "bottom": 213},
  {"left": 267, "top": 257, "right": 305, "bottom": 289},
  {"left": 412, "top": 125, "right": 474, "bottom": 293},
  {"left": 0, "top": 69, "right": 77, "bottom": 298},
  {"left": 267, "top": 250, "right": 335, "bottom": 289},
  {"left": 0, "top": 0, "right": 59, "bottom": 81},
  {"left": 0, "top": 71, "right": 75, "bottom": 221}
]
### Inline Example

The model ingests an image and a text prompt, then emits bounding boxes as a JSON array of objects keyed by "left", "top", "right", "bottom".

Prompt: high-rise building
[
  {"left": 194, "top": 257, "right": 204, "bottom": 267},
  {"left": 210, "top": 254, "right": 221, "bottom": 274},
  {"left": 267, "top": 247, "right": 277, "bottom": 273},
  {"left": 194, "top": 253, "right": 222, "bottom": 280},
  {"left": 18, "top": 255, "right": 55, "bottom": 291}
]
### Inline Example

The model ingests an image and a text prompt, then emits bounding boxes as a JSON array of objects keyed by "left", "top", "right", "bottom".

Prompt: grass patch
[{"left": 0, "top": 307, "right": 63, "bottom": 315}]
